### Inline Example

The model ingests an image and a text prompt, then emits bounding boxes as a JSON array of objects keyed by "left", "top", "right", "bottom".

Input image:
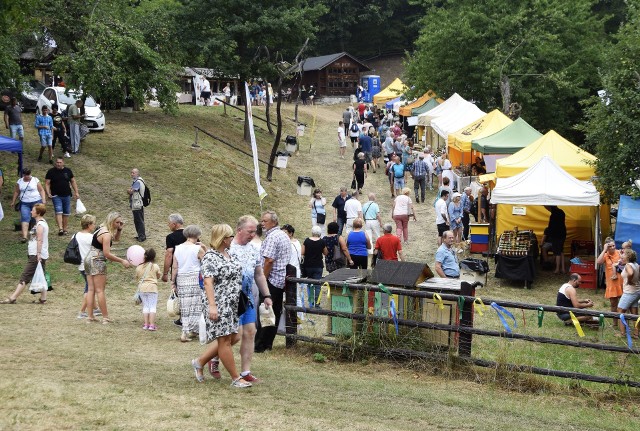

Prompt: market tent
[
  {"left": 0, "top": 135, "right": 23, "bottom": 176},
  {"left": 417, "top": 93, "right": 484, "bottom": 149},
  {"left": 398, "top": 90, "right": 437, "bottom": 117},
  {"left": 430, "top": 101, "right": 485, "bottom": 141},
  {"left": 417, "top": 93, "right": 467, "bottom": 127},
  {"left": 411, "top": 97, "right": 441, "bottom": 115},
  {"left": 615, "top": 195, "right": 640, "bottom": 253},
  {"left": 447, "top": 109, "right": 512, "bottom": 166},
  {"left": 491, "top": 156, "right": 599, "bottom": 206},
  {"left": 495, "top": 130, "right": 597, "bottom": 180},
  {"left": 385, "top": 96, "right": 402, "bottom": 111},
  {"left": 471, "top": 117, "right": 542, "bottom": 154},
  {"left": 373, "top": 78, "right": 407, "bottom": 105}
]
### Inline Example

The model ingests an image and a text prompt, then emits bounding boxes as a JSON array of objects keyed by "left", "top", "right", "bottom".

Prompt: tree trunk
[
  {"left": 265, "top": 81, "right": 273, "bottom": 134},
  {"left": 500, "top": 75, "right": 510, "bottom": 115},
  {"left": 267, "top": 77, "right": 284, "bottom": 181}
]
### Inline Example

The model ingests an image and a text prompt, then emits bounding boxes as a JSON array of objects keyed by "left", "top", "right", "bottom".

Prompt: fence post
[
  {"left": 458, "top": 281, "right": 475, "bottom": 358},
  {"left": 285, "top": 265, "right": 298, "bottom": 348}
]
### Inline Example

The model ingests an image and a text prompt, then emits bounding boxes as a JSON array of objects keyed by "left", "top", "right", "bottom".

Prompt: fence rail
[{"left": 282, "top": 275, "right": 640, "bottom": 387}]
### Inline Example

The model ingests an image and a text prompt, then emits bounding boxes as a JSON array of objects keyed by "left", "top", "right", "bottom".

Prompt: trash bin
[
  {"left": 285, "top": 135, "right": 297, "bottom": 153},
  {"left": 276, "top": 151, "right": 290, "bottom": 169},
  {"left": 297, "top": 176, "right": 315, "bottom": 196},
  {"left": 459, "top": 258, "right": 489, "bottom": 285}
]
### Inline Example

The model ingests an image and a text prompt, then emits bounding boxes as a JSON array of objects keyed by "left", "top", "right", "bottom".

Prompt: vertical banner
[{"left": 245, "top": 82, "right": 267, "bottom": 201}]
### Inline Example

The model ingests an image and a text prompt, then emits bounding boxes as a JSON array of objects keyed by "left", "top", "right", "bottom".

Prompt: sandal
[
  {"left": 230, "top": 377, "right": 252, "bottom": 388},
  {"left": 102, "top": 317, "right": 113, "bottom": 325},
  {"left": 191, "top": 359, "right": 204, "bottom": 383},
  {"left": 0, "top": 298, "right": 16, "bottom": 304},
  {"left": 58, "top": 229, "right": 65, "bottom": 236},
  {"left": 32, "top": 299, "right": 47, "bottom": 304}
]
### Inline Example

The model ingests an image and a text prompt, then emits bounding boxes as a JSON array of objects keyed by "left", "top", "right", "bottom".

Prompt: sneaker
[
  {"left": 77, "top": 312, "right": 88, "bottom": 319},
  {"left": 148, "top": 325, "right": 157, "bottom": 331},
  {"left": 208, "top": 359, "right": 221, "bottom": 379},
  {"left": 64, "top": 152, "right": 71, "bottom": 158},
  {"left": 230, "top": 378, "right": 252, "bottom": 388},
  {"left": 241, "top": 372, "right": 261, "bottom": 383},
  {"left": 93, "top": 308, "right": 102, "bottom": 316},
  {"left": 173, "top": 319, "right": 182, "bottom": 327},
  {"left": 37, "top": 156, "right": 42, "bottom": 162},
  {"left": 142, "top": 324, "right": 149, "bottom": 330}
]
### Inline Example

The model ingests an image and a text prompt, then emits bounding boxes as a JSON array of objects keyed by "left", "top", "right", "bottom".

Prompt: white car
[{"left": 37, "top": 87, "right": 105, "bottom": 131}]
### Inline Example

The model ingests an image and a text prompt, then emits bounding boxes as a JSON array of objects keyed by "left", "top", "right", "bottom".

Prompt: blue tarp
[
  {"left": 615, "top": 195, "right": 640, "bottom": 255},
  {"left": 0, "top": 135, "right": 23, "bottom": 175}
]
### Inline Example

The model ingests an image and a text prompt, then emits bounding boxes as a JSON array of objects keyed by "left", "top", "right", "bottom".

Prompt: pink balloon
[{"left": 126, "top": 245, "right": 145, "bottom": 266}]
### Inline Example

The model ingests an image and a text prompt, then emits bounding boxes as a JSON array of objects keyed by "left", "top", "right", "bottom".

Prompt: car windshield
[{"left": 57, "top": 91, "right": 97, "bottom": 107}]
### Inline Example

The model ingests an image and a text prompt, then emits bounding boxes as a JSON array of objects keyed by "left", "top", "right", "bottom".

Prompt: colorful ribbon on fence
[
  {"left": 390, "top": 298, "right": 399, "bottom": 335},
  {"left": 521, "top": 309, "right": 527, "bottom": 328},
  {"left": 620, "top": 314, "right": 633, "bottom": 348},
  {"left": 433, "top": 293, "right": 445, "bottom": 310},
  {"left": 600, "top": 314, "right": 605, "bottom": 329},
  {"left": 490, "top": 302, "right": 517, "bottom": 333},
  {"left": 473, "top": 298, "right": 486, "bottom": 316},
  {"left": 537, "top": 307, "right": 544, "bottom": 328},
  {"left": 635, "top": 316, "right": 640, "bottom": 330},
  {"left": 378, "top": 283, "right": 391, "bottom": 295},
  {"left": 342, "top": 282, "right": 349, "bottom": 296},
  {"left": 568, "top": 311, "right": 585, "bottom": 338},
  {"left": 316, "top": 282, "right": 331, "bottom": 306}
]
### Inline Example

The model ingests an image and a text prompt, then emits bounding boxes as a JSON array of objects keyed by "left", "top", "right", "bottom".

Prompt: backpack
[
  {"left": 350, "top": 123, "right": 359, "bottom": 133},
  {"left": 138, "top": 179, "right": 151, "bottom": 207}
]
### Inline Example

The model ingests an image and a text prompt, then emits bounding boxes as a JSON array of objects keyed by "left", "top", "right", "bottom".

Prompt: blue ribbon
[
  {"left": 620, "top": 314, "right": 633, "bottom": 348},
  {"left": 491, "top": 302, "right": 517, "bottom": 333},
  {"left": 390, "top": 298, "right": 399, "bottom": 335}
]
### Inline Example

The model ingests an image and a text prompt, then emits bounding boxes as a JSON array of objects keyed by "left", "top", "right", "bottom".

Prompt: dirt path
[{"left": 282, "top": 104, "right": 441, "bottom": 267}]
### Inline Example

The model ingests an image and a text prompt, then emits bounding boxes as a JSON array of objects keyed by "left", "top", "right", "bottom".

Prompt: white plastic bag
[
  {"left": 76, "top": 199, "right": 87, "bottom": 215},
  {"left": 259, "top": 303, "right": 276, "bottom": 327},
  {"left": 198, "top": 313, "right": 207, "bottom": 344},
  {"left": 166, "top": 292, "right": 180, "bottom": 317},
  {"left": 0, "top": 201, "right": 4, "bottom": 221},
  {"left": 29, "top": 262, "right": 47, "bottom": 293}
]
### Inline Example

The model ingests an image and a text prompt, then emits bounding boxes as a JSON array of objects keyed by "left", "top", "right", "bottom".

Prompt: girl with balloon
[{"left": 85, "top": 212, "right": 131, "bottom": 324}]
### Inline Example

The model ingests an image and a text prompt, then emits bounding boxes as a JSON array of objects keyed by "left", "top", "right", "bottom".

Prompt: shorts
[
  {"left": 339, "top": 140, "right": 347, "bottom": 148},
  {"left": 556, "top": 312, "right": 570, "bottom": 322},
  {"left": 618, "top": 291, "right": 640, "bottom": 310},
  {"left": 80, "top": 270, "right": 88, "bottom": 293},
  {"left": 364, "top": 151, "right": 372, "bottom": 163},
  {"left": 85, "top": 248, "right": 107, "bottom": 276},
  {"left": 350, "top": 136, "right": 358, "bottom": 143},
  {"left": 201, "top": 91, "right": 211, "bottom": 99},
  {"left": 20, "top": 200, "right": 42, "bottom": 223},
  {"left": 239, "top": 302, "right": 257, "bottom": 325},
  {"left": 20, "top": 255, "right": 47, "bottom": 284},
  {"left": 550, "top": 236, "right": 565, "bottom": 255},
  {"left": 52, "top": 195, "right": 72, "bottom": 215},
  {"left": 10, "top": 124, "right": 24, "bottom": 139},
  {"left": 437, "top": 223, "right": 449, "bottom": 237},
  {"left": 393, "top": 177, "right": 405, "bottom": 190},
  {"left": 39, "top": 134, "right": 53, "bottom": 147}
]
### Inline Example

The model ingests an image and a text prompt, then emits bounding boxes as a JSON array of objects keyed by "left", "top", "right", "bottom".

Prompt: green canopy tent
[
  {"left": 411, "top": 97, "right": 441, "bottom": 116},
  {"left": 471, "top": 117, "right": 542, "bottom": 154}
]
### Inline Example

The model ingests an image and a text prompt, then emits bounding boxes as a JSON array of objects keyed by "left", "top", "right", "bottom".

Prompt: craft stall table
[{"left": 494, "top": 229, "right": 539, "bottom": 288}]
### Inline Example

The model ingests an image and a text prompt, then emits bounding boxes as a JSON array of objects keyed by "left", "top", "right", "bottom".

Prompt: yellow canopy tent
[
  {"left": 373, "top": 78, "right": 407, "bottom": 105},
  {"left": 447, "top": 109, "right": 513, "bottom": 167},
  {"left": 492, "top": 130, "right": 607, "bottom": 253},
  {"left": 398, "top": 90, "right": 437, "bottom": 117}
]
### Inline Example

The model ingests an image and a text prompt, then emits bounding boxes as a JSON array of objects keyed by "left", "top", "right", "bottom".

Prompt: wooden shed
[{"left": 298, "top": 52, "right": 370, "bottom": 97}]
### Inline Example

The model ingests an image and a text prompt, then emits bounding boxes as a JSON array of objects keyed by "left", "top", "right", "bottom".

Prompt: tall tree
[
  {"left": 580, "top": 3, "right": 640, "bottom": 203},
  {"left": 404, "top": 0, "right": 607, "bottom": 143},
  {"left": 0, "top": 0, "right": 39, "bottom": 88}
]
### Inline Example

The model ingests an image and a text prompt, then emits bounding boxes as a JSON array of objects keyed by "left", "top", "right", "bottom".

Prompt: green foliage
[
  {"left": 0, "top": 0, "right": 39, "bottom": 88},
  {"left": 312, "top": 352, "right": 327, "bottom": 363},
  {"left": 580, "top": 3, "right": 640, "bottom": 203},
  {"left": 405, "top": 0, "right": 608, "bottom": 143}
]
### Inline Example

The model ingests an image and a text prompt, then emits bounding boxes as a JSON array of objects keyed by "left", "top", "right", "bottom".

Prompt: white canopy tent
[
  {"left": 417, "top": 93, "right": 467, "bottom": 127},
  {"left": 491, "top": 156, "right": 600, "bottom": 206},
  {"left": 431, "top": 103, "right": 485, "bottom": 142}
]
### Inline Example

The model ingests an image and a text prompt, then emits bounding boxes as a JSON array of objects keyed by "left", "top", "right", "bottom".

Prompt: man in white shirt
[
  {"left": 337, "top": 121, "right": 347, "bottom": 159},
  {"left": 200, "top": 77, "right": 211, "bottom": 106},
  {"left": 435, "top": 189, "right": 450, "bottom": 245},
  {"left": 423, "top": 147, "right": 435, "bottom": 190},
  {"left": 344, "top": 190, "right": 363, "bottom": 234},
  {"left": 362, "top": 193, "right": 382, "bottom": 252}
]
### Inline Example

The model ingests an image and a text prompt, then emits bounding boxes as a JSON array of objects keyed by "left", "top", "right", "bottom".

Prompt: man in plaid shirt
[
  {"left": 412, "top": 152, "right": 428, "bottom": 203},
  {"left": 254, "top": 210, "right": 291, "bottom": 352}
]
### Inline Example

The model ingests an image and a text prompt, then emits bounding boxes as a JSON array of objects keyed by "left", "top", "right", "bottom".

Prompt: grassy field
[{"left": 0, "top": 103, "right": 639, "bottom": 430}]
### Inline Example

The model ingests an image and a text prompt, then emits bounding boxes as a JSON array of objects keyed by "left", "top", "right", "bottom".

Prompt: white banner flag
[{"left": 245, "top": 82, "right": 267, "bottom": 201}]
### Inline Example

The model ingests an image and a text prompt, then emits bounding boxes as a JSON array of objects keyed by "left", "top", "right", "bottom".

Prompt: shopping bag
[
  {"left": 166, "top": 292, "right": 180, "bottom": 317},
  {"left": 198, "top": 313, "right": 207, "bottom": 344},
  {"left": 0, "top": 201, "right": 4, "bottom": 221},
  {"left": 29, "top": 262, "right": 47, "bottom": 293},
  {"left": 259, "top": 303, "right": 276, "bottom": 327},
  {"left": 76, "top": 199, "right": 87, "bottom": 215}
]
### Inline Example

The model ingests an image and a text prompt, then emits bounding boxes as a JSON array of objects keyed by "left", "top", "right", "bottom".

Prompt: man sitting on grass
[{"left": 555, "top": 273, "right": 596, "bottom": 325}]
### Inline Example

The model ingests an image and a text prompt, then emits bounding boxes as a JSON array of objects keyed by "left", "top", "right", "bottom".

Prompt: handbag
[
  {"left": 14, "top": 178, "right": 32, "bottom": 212},
  {"left": 63, "top": 234, "right": 82, "bottom": 265},
  {"left": 350, "top": 177, "right": 357, "bottom": 190},
  {"left": 237, "top": 289, "right": 250, "bottom": 316},
  {"left": 167, "top": 291, "right": 180, "bottom": 317},
  {"left": 316, "top": 213, "right": 326, "bottom": 224}
]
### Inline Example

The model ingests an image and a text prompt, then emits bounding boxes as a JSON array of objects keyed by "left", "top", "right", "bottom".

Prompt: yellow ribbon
[
  {"left": 569, "top": 311, "right": 585, "bottom": 337},
  {"left": 473, "top": 298, "right": 486, "bottom": 316},
  {"left": 316, "top": 282, "right": 331, "bottom": 305},
  {"left": 433, "top": 293, "right": 444, "bottom": 310},
  {"left": 635, "top": 317, "right": 640, "bottom": 329}
]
